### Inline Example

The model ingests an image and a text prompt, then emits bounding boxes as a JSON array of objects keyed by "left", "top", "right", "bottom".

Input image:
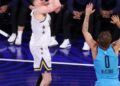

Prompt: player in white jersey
[{"left": 29, "top": 0, "right": 61, "bottom": 86}]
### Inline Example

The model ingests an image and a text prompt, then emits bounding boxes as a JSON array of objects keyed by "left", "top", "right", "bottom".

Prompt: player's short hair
[{"left": 97, "top": 31, "right": 112, "bottom": 49}]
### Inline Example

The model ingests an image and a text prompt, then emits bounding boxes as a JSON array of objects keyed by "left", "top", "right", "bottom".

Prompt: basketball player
[
  {"left": 30, "top": 0, "right": 61, "bottom": 86},
  {"left": 82, "top": 3, "right": 120, "bottom": 86}
]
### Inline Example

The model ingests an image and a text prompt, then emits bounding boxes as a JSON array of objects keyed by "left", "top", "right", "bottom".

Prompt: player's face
[{"left": 33, "top": 0, "right": 46, "bottom": 7}]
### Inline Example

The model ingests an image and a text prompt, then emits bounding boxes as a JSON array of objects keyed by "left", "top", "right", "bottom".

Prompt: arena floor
[{"left": 0, "top": 32, "right": 120, "bottom": 86}]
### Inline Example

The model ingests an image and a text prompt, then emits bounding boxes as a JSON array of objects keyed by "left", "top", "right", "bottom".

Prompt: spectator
[
  {"left": 2, "top": 0, "right": 33, "bottom": 45},
  {"left": 60, "top": 0, "right": 96, "bottom": 49},
  {"left": 94, "top": 0, "right": 120, "bottom": 42},
  {"left": 49, "top": 0, "right": 67, "bottom": 47}
]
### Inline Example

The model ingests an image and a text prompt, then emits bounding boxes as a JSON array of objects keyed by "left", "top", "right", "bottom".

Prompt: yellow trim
[
  {"left": 38, "top": 59, "right": 52, "bottom": 71},
  {"left": 40, "top": 60, "right": 52, "bottom": 70}
]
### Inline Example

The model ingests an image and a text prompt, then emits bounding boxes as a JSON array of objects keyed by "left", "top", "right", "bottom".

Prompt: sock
[
  {"left": 12, "top": 33, "right": 16, "bottom": 36},
  {"left": 17, "top": 31, "right": 23, "bottom": 39},
  {"left": 52, "top": 36, "right": 55, "bottom": 39},
  {"left": 65, "top": 39, "right": 69, "bottom": 41}
]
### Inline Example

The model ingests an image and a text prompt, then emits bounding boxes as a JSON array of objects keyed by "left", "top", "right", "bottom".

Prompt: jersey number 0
[{"left": 105, "top": 55, "right": 110, "bottom": 68}]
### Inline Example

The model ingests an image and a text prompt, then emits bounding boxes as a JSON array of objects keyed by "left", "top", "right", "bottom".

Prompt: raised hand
[
  {"left": 85, "top": 3, "right": 95, "bottom": 16},
  {"left": 111, "top": 15, "right": 120, "bottom": 24}
]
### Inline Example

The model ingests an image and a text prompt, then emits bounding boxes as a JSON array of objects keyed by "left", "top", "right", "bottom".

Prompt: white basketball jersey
[{"left": 30, "top": 10, "right": 51, "bottom": 47}]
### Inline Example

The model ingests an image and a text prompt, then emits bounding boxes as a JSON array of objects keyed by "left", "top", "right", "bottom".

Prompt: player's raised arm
[
  {"left": 34, "top": 0, "right": 61, "bottom": 14},
  {"left": 82, "top": 3, "right": 96, "bottom": 49},
  {"left": 111, "top": 15, "right": 120, "bottom": 54}
]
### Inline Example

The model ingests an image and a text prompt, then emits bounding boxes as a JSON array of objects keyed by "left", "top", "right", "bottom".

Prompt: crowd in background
[{"left": 0, "top": 0, "right": 120, "bottom": 50}]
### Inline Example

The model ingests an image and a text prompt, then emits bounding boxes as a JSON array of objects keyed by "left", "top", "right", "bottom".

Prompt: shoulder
[
  {"left": 47, "top": 14, "right": 51, "bottom": 17},
  {"left": 112, "top": 39, "right": 120, "bottom": 49},
  {"left": 112, "top": 40, "right": 120, "bottom": 56},
  {"left": 46, "top": 14, "right": 51, "bottom": 20},
  {"left": 30, "top": 10, "right": 34, "bottom": 16}
]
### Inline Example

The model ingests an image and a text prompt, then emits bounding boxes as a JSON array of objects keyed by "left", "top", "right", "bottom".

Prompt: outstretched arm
[
  {"left": 35, "top": 0, "right": 61, "bottom": 14},
  {"left": 82, "top": 3, "right": 96, "bottom": 49},
  {"left": 111, "top": 15, "right": 120, "bottom": 54}
]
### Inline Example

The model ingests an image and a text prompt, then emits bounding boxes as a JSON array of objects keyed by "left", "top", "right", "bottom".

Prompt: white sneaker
[
  {"left": 60, "top": 39, "right": 71, "bottom": 48},
  {"left": 8, "top": 33, "right": 16, "bottom": 43},
  {"left": 49, "top": 37, "right": 58, "bottom": 47},
  {"left": 15, "top": 37, "right": 22, "bottom": 45},
  {"left": 82, "top": 42, "right": 90, "bottom": 50}
]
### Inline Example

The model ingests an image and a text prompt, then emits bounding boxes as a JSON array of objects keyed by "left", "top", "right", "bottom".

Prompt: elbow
[
  {"left": 52, "top": 4, "right": 61, "bottom": 13},
  {"left": 54, "top": 1, "right": 62, "bottom": 9},
  {"left": 49, "top": 0, "right": 61, "bottom": 12},
  {"left": 55, "top": 3, "right": 61, "bottom": 10}
]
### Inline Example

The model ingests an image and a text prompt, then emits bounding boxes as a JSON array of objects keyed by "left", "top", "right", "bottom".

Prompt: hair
[
  {"left": 101, "top": 0, "right": 117, "bottom": 10},
  {"left": 97, "top": 31, "right": 112, "bottom": 49}
]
